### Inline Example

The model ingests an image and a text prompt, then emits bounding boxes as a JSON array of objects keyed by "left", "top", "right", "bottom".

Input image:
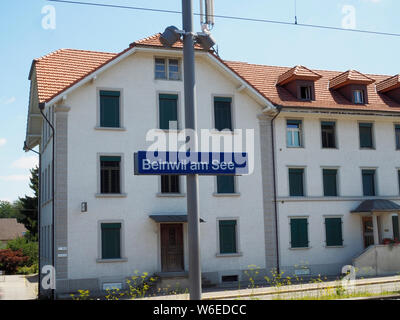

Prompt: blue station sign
[{"left": 134, "top": 151, "right": 249, "bottom": 175}]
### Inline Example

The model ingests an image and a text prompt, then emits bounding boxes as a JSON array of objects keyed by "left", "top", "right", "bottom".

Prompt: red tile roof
[
  {"left": 277, "top": 65, "right": 322, "bottom": 86},
  {"left": 376, "top": 74, "right": 400, "bottom": 93},
  {"left": 329, "top": 69, "right": 375, "bottom": 90},
  {"left": 225, "top": 61, "right": 400, "bottom": 112},
  {"left": 33, "top": 49, "right": 117, "bottom": 103},
  {"left": 31, "top": 33, "right": 400, "bottom": 113}
]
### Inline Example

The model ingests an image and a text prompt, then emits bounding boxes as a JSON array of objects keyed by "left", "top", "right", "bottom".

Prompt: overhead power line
[{"left": 47, "top": 0, "right": 400, "bottom": 38}]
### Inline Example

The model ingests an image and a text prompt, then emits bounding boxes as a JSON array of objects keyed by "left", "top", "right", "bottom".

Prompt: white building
[
  {"left": 24, "top": 34, "right": 278, "bottom": 295},
  {"left": 226, "top": 64, "right": 400, "bottom": 276},
  {"left": 24, "top": 34, "right": 400, "bottom": 296}
]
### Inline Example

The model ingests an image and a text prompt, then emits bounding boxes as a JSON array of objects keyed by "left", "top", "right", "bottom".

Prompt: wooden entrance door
[
  {"left": 362, "top": 217, "right": 374, "bottom": 248},
  {"left": 161, "top": 224, "right": 184, "bottom": 272}
]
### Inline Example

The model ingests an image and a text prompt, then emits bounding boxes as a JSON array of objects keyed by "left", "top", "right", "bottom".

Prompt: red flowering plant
[
  {"left": 382, "top": 238, "right": 400, "bottom": 245},
  {"left": 0, "top": 249, "right": 29, "bottom": 274}
]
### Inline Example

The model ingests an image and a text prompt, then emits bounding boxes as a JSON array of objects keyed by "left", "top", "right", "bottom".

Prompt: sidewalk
[
  {"left": 141, "top": 275, "right": 400, "bottom": 300},
  {"left": 0, "top": 274, "right": 38, "bottom": 300}
]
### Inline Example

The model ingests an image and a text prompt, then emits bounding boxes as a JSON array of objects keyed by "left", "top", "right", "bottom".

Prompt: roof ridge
[{"left": 35, "top": 48, "right": 117, "bottom": 62}]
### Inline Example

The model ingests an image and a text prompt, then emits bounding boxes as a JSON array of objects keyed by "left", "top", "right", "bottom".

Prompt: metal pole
[{"left": 182, "top": 0, "right": 202, "bottom": 300}]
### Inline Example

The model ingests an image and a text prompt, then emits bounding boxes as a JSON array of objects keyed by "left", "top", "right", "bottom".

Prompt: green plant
[
  {"left": 16, "top": 263, "right": 38, "bottom": 275},
  {"left": 0, "top": 249, "right": 28, "bottom": 274},
  {"left": 6, "top": 237, "right": 38, "bottom": 267}
]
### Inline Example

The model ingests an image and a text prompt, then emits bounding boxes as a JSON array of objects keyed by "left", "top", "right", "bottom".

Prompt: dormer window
[
  {"left": 276, "top": 65, "right": 321, "bottom": 101},
  {"left": 353, "top": 90, "right": 365, "bottom": 104},
  {"left": 329, "top": 70, "right": 374, "bottom": 105},
  {"left": 300, "top": 85, "right": 312, "bottom": 100}
]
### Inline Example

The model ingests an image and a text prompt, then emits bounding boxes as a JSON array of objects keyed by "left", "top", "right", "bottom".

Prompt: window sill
[
  {"left": 286, "top": 146, "right": 304, "bottom": 149},
  {"left": 154, "top": 78, "right": 182, "bottom": 82},
  {"left": 289, "top": 247, "right": 311, "bottom": 250},
  {"left": 156, "top": 193, "right": 186, "bottom": 198},
  {"left": 324, "top": 245, "right": 344, "bottom": 248},
  {"left": 359, "top": 147, "right": 375, "bottom": 150},
  {"left": 210, "top": 129, "right": 236, "bottom": 135},
  {"left": 94, "top": 126, "right": 126, "bottom": 131},
  {"left": 95, "top": 193, "right": 127, "bottom": 198},
  {"left": 216, "top": 252, "right": 243, "bottom": 258},
  {"left": 213, "top": 193, "right": 241, "bottom": 197},
  {"left": 96, "top": 258, "right": 128, "bottom": 263}
]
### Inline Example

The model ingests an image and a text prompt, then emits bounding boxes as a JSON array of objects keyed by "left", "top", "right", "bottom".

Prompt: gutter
[{"left": 270, "top": 105, "right": 282, "bottom": 274}]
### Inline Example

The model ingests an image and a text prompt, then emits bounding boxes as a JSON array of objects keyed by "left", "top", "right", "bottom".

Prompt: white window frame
[
  {"left": 154, "top": 57, "right": 182, "bottom": 81},
  {"left": 286, "top": 119, "right": 303, "bottom": 148},
  {"left": 353, "top": 89, "right": 364, "bottom": 104}
]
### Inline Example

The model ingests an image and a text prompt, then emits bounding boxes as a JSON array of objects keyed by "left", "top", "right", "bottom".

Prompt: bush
[
  {"left": 0, "top": 249, "right": 28, "bottom": 274},
  {"left": 6, "top": 237, "right": 38, "bottom": 266},
  {"left": 16, "top": 263, "right": 38, "bottom": 275}
]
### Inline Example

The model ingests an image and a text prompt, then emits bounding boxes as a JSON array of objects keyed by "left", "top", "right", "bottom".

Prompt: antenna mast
[{"left": 200, "top": 0, "right": 214, "bottom": 32}]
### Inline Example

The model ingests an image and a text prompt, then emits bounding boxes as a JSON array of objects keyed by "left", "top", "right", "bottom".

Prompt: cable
[{"left": 47, "top": 0, "right": 400, "bottom": 38}]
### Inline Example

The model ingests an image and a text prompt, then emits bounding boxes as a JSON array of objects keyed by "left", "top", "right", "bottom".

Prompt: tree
[
  {"left": 15, "top": 166, "right": 39, "bottom": 239},
  {"left": 0, "top": 201, "right": 19, "bottom": 219}
]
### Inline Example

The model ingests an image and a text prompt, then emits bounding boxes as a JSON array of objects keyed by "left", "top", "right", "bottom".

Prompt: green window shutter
[
  {"left": 392, "top": 216, "right": 399, "bottom": 240},
  {"left": 219, "top": 220, "right": 237, "bottom": 254},
  {"left": 101, "top": 223, "right": 121, "bottom": 259},
  {"left": 214, "top": 97, "right": 232, "bottom": 131},
  {"left": 100, "top": 91, "right": 120, "bottom": 127},
  {"left": 323, "top": 169, "right": 338, "bottom": 196},
  {"left": 362, "top": 170, "right": 376, "bottom": 196},
  {"left": 217, "top": 176, "right": 235, "bottom": 194},
  {"left": 100, "top": 156, "right": 121, "bottom": 162},
  {"left": 289, "top": 168, "right": 304, "bottom": 196},
  {"left": 290, "top": 218, "right": 308, "bottom": 248},
  {"left": 359, "top": 123, "right": 373, "bottom": 148},
  {"left": 159, "top": 94, "right": 178, "bottom": 130},
  {"left": 325, "top": 218, "right": 343, "bottom": 246},
  {"left": 395, "top": 125, "right": 400, "bottom": 149}
]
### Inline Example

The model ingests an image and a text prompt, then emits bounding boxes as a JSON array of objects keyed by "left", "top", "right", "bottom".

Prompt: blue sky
[{"left": 0, "top": 0, "right": 399, "bottom": 202}]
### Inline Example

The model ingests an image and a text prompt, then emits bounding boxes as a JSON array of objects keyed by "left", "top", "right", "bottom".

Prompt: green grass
[{"left": 274, "top": 290, "right": 400, "bottom": 300}]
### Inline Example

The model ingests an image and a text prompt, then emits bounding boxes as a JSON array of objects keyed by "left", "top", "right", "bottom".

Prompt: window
[
  {"left": 161, "top": 175, "right": 180, "bottom": 193},
  {"left": 100, "top": 156, "right": 121, "bottom": 194},
  {"left": 392, "top": 215, "right": 399, "bottom": 240},
  {"left": 325, "top": 217, "right": 343, "bottom": 247},
  {"left": 395, "top": 125, "right": 400, "bottom": 150},
  {"left": 286, "top": 120, "right": 303, "bottom": 147},
  {"left": 155, "top": 58, "right": 166, "bottom": 79},
  {"left": 168, "top": 59, "right": 180, "bottom": 80},
  {"left": 101, "top": 223, "right": 121, "bottom": 259},
  {"left": 219, "top": 220, "right": 237, "bottom": 254},
  {"left": 289, "top": 168, "right": 305, "bottom": 197},
  {"left": 359, "top": 123, "right": 374, "bottom": 148},
  {"left": 300, "top": 86, "right": 312, "bottom": 100},
  {"left": 155, "top": 58, "right": 181, "bottom": 80},
  {"left": 290, "top": 218, "right": 309, "bottom": 248},
  {"left": 323, "top": 169, "right": 338, "bottom": 197},
  {"left": 321, "top": 121, "right": 336, "bottom": 148},
  {"left": 100, "top": 90, "right": 120, "bottom": 128},
  {"left": 362, "top": 169, "right": 376, "bottom": 196},
  {"left": 398, "top": 170, "right": 400, "bottom": 194},
  {"left": 214, "top": 97, "right": 232, "bottom": 131},
  {"left": 217, "top": 176, "right": 235, "bottom": 194},
  {"left": 353, "top": 90, "right": 365, "bottom": 104},
  {"left": 159, "top": 94, "right": 178, "bottom": 130}
]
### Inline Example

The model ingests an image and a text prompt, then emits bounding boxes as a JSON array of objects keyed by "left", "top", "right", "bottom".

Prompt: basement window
[{"left": 221, "top": 275, "right": 238, "bottom": 283}]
